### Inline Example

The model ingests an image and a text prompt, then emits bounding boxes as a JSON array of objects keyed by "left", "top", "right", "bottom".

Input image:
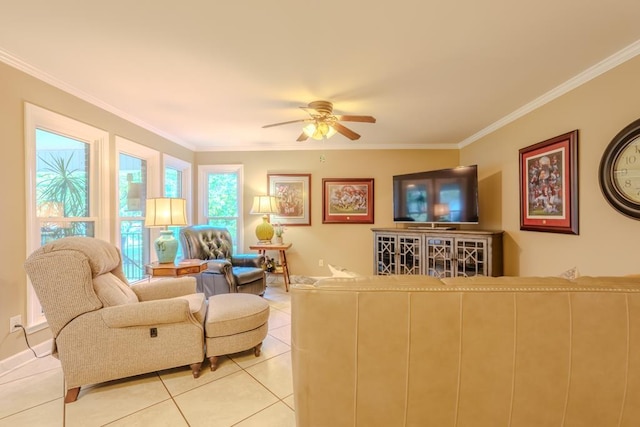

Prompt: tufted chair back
[{"left": 180, "top": 226, "right": 235, "bottom": 260}]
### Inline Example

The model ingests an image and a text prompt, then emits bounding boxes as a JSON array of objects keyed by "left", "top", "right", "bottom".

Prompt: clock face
[
  {"left": 599, "top": 118, "right": 640, "bottom": 219},
  {"left": 612, "top": 135, "right": 640, "bottom": 204}
]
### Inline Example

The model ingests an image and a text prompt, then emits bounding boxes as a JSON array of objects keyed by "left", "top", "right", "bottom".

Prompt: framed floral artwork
[{"left": 267, "top": 174, "right": 311, "bottom": 226}]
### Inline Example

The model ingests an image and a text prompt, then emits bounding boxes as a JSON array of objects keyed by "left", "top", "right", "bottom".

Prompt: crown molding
[
  {"left": 0, "top": 48, "right": 196, "bottom": 151},
  {"left": 458, "top": 39, "right": 640, "bottom": 148},
  {"left": 4, "top": 38, "right": 639, "bottom": 153}
]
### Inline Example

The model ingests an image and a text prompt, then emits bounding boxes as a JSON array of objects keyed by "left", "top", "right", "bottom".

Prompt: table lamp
[
  {"left": 250, "top": 195, "right": 279, "bottom": 244},
  {"left": 144, "top": 197, "right": 187, "bottom": 263}
]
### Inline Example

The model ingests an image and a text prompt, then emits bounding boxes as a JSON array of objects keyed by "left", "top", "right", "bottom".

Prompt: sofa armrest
[
  {"left": 131, "top": 276, "right": 196, "bottom": 301},
  {"left": 231, "top": 253, "right": 265, "bottom": 268},
  {"left": 100, "top": 299, "right": 194, "bottom": 328}
]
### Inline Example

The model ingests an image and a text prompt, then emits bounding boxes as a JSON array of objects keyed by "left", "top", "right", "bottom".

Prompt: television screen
[{"left": 393, "top": 165, "right": 479, "bottom": 224}]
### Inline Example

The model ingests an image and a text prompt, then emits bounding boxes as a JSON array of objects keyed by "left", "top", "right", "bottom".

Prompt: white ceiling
[{"left": 2, "top": 1, "right": 640, "bottom": 152}]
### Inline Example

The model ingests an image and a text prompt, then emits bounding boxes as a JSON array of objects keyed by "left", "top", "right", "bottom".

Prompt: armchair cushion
[
  {"left": 93, "top": 273, "right": 139, "bottom": 307},
  {"left": 233, "top": 267, "right": 266, "bottom": 285},
  {"left": 175, "top": 293, "right": 207, "bottom": 324}
]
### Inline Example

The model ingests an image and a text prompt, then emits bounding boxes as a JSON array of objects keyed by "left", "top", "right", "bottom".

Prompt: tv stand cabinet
[{"left": 372, "top": 228, "right": 503, "bottom": 277}]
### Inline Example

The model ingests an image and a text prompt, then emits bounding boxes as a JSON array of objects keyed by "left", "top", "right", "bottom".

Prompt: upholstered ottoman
[{"left": 205, "top": 293, "right": 270, "bottom": 371}]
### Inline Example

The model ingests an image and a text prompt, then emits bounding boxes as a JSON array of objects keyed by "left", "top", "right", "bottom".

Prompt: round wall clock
[{"left": 599, "top": 118, "right": 640, "bottom": 219}]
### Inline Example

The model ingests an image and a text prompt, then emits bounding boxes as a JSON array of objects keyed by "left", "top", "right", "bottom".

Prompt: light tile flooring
[{"left": 0, "top": 284, "right": 295, "bottom": 427}]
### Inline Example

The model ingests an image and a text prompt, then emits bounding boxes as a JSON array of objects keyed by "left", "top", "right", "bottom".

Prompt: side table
[
  {"left": 145, "top": 259, "right": 208, "bottom": 278},
  {"left": 249, "top": 243, "right": 292, "bottom": 291}
]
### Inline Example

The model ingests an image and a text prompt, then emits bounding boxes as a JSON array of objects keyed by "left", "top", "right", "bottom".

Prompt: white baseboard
[{"left": 0, "top": 339, "right": 53, "bottom": 377}]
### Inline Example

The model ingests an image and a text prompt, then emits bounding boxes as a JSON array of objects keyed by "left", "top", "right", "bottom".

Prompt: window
[
  {"left": 25, "top": 103, "right": 109, "bottom": 330},
  {"left": 199, "top": 165, "right": 243, "bottom": 252},
  {"left": 116, "top": 137, "right": 160, "bottom": 282},
  {"left": 164, "top": 155, "right": 192, "bottom": 260},
  {"left": 440, "top": 184, "right": 461, "bottom": 222}
]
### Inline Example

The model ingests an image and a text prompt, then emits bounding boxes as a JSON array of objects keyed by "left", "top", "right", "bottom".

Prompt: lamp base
[
  {"left": 255, "top": 215, "right": 274, "bottom": 244},
  {"left": 154, "top": 230, "right": 178, "bottom": 264}
]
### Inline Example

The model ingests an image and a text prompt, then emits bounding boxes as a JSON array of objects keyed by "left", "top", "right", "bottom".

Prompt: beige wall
[
  {"left": 195, "top": 149, "right": 460, "bottom": 278},
  {"left": 0, "top": 62, "right": 194, "bottom": 360},
  {"left": 461, "top": 54, "right": 640, "bottom": 276}
]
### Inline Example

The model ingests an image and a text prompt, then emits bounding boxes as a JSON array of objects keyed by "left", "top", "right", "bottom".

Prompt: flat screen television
[{"left": 393, "top": 165, "right": 479, "bottom": 226}]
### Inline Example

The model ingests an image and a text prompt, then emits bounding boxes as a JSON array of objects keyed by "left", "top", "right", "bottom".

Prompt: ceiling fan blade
[
  {"left": 335, "top": 115, "right": 376, "bottom": 123},
  {"left": 262, "top": 119, "right": 308, "bottom": 128},
  {"left": 296, "top": 132, "right": 309, "bottom": 142},
  {"left": 332, "top": 122, "right": 361, "bottom": 140}
]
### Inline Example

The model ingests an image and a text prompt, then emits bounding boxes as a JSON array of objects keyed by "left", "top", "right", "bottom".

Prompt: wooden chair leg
[
  {"left": 209, "top": 356, "right": 219, "bottom": 371},
  {"left": 190, "top": 362, "right": 202, "bottom": 378},
  {"left": 254, "top": 342, "right": 263, "bottom": 357},
  {"left": 64, "top": 387, "right": 81, "bottom": 403}
]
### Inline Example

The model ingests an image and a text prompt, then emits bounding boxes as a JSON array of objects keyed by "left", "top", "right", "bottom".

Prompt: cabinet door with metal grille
[
  {"left": 426, "top": 237, "right": 455, "bottom": 278},
  {"left": 397, "top": 234, "right": 422, "bottom": 275},
  {"left": 375, "top": 233, "right": 397, "bottom": 275},
  {"left": 455, "top": 238, "right": 487, "bottom": 276}
]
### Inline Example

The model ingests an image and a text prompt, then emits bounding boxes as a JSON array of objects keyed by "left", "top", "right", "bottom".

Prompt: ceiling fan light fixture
[
  {"left": 303, "top": 121, "right": 336, "bottom": 140},
  {"left": 263, "top": 100, "right": 374, "bottom": 142},
  {"left": 303, "top": 123, "right": 317, "bottom": 138}
]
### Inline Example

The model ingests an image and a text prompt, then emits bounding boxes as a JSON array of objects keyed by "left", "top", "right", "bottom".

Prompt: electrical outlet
[
  {"left": 9, "top": 315, "right": 22, "bottom": 333},
  {"left": 318, "top": 259, "right": 324, "bottom": 267}
]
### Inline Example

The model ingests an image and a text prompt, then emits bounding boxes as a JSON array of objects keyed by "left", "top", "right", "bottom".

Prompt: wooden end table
[
  {"left": 145, "top": 259, "right": 208, "bottom": 278},
  {"left": 249, "top": 243, "right": 293, "bottom": 291}
]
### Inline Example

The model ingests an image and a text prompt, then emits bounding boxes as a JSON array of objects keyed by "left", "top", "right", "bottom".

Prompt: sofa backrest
[
  {"left": 24, "top": 237, "right": 129, "bottom": 337},
  {"left": 291, "top": 275, "right": 640, "bottom": 427},
  {"left": 180, "top": 225, "right": 233, "bottom": 260}
]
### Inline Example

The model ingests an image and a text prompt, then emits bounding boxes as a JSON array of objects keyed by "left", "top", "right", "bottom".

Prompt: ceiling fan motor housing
[{"left": 308, "top": 100, "right": 333, "bottom": 116}]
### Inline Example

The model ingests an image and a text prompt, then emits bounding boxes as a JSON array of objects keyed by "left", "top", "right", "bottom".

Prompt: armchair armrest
[
  {"left": 231, "top": 253, "right": 265, "bottom": 268},
  {"left": 100, "top": 299, "right": 197, "bottom": 328},
  {"left": 205, "top": 259, "right": 232, "bottom": 274},
  {"left": 131, "top": 277, "right": 197, "bottom": 301}
]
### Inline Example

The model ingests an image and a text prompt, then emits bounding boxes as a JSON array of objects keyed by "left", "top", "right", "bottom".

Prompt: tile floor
[{"left": 0, "top": 284, "right": 295, "bottom": 427}]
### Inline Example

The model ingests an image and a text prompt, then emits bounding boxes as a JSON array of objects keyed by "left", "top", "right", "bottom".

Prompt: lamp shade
[
  {"left": 144, "top": 198, "right": 187, "bottom": 227},
  {"left": 250, "top": 195, "right": 279, "bottom": 215},
  {"left": 250, "top": 195, "right": 278, "bottom": 244},
  {"left": 144, "top": 198, "right": 187, "bottom": 264}
]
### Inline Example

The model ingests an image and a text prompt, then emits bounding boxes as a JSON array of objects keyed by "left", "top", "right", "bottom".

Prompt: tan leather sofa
[{"left": 291, "top": 275, "right": 640, "bottom": 427}]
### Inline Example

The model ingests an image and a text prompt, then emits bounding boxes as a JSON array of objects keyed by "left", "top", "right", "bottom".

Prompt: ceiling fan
[{"left": 262, "top": 100, "right": 376, "bottom": 141}]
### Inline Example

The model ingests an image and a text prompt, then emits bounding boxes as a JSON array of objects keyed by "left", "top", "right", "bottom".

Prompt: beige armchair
[{"left": 24, "top": 237, "right": 206, "bottom": 403}]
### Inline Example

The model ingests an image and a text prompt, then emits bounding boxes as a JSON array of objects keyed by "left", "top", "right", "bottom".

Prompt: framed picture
[
  {"left": 322, "top": 178, "right": 374, "bottom": 224},
  {"left": 519, "top": 130, "right": 579, "bottom": 234},
  {"left": 267, "top": 174, "right": 311, "bottom": 226}
]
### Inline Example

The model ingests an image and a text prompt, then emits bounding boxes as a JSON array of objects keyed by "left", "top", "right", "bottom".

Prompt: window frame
[
  {"left": 115, "top": 136, "right": 160, "bottom": 274},
  {"left": 24, "top": 103, "right": 110, "bottom": 331},
  {"left": 198, "top": 164, "right": 244, "bottom": 252},
  {"left": 163, "top": 154, "right": 192, "bottom": 222}
]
